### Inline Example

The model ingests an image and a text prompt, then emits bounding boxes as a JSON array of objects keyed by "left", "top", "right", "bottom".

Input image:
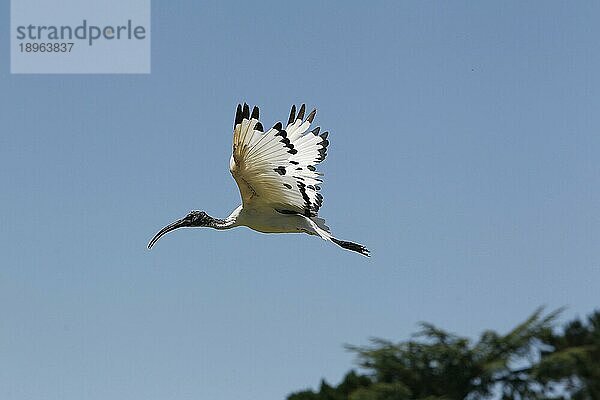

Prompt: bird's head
[{"left": 147, "top": 210, "right": 212, "bottom": 249}]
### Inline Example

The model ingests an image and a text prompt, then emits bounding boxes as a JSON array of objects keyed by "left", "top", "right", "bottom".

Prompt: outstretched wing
[{"left": 229, "top": 103, "right": 330, "bottom": 216}]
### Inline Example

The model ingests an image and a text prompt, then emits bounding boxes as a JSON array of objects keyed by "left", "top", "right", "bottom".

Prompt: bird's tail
[
  {"left": 330, "top": 238, "right": 370, "bottom": 257},
  {"left": 306, "top": 217, "right": 370, "bottom": 257}
]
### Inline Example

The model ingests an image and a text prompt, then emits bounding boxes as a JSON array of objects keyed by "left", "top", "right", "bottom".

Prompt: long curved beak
[{"left": 148, "top": 217, "right": 191, "bottom": 249}]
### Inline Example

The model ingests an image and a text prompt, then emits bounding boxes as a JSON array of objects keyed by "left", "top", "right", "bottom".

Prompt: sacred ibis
[{"left": 148, "top": 103, "right": 370, "bottom": 256}]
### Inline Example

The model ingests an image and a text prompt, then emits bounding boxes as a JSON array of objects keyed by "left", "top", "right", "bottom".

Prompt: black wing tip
[
  {"left": 297, "top": 104, "right": 306, "bottom": 120},
  {"left": 314, "top": 131, "right": 329, "bottom": 162},
  {"left": 288, "top": 104, "right": 316, "bottom": 124},
  {"left": 331, "top": 238, "right": 371, "bottom": 257},
  {"left": 273, "top": 121, "right": 283, "bottom": 131},
  {"left": 235, "top": 103, "right": 256, "bottom": 126},
  {"left": 235, "top": 103, "right": 243, "bottom": 126},
  {"left": 288, "top": 105, "right": 297, "bottom": 125},
  {"left": 239, "top": 103, "right": 315, "bottom": 128},
  {"left": 251, "top": 106, "right": 259, "bottom": 120}
]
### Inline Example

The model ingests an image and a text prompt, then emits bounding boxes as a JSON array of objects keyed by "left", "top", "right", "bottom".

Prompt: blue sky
[{"left": 1, "top": 1, "right": 599, "bottom": 399}]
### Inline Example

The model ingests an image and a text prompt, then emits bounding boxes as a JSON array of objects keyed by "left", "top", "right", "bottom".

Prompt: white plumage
[{"left": 148, "top": 103, "right": 370, "bottom": 257}]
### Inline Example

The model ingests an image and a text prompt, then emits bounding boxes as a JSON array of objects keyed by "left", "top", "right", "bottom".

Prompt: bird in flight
[{"left": 148, "top": 103, "right": 370, "bottom": 256}]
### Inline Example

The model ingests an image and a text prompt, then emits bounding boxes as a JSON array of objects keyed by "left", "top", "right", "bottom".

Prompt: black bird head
[{"left": 148, "top": 210, "right": 213, "bottom": 249}]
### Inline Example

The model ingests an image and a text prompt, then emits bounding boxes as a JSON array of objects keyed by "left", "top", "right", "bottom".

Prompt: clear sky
[{"left": 1, "top": 1, "right": 599, "bottom": 400}]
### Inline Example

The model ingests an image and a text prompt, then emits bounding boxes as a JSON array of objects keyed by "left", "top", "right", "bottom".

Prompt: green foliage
[
  {"left": 535, "top": 311, "right": 600, "bottom": 400},
  {"left": 287, "top": 308, "right": 600, "bottom": 400},
  {"left": 350, "top": 382, "right": 412, "bottom": 400},
  {"left": 288, "top": 371, "right": 371, "bottom": 400}
]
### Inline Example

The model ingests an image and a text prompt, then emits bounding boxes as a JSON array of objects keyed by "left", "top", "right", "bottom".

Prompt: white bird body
[
  {"left": 225, "top": 204, "right": 325, "bottom": 235},
  {"left": 148, "top": 103, "right": 370, "bottom": 256}
]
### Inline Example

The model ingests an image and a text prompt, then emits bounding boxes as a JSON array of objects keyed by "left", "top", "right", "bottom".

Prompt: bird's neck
[
  {"left": 208, "top": 206, "right": 241, "bottom": 230},
  {"left": 209, "top": 216, "right": 234, "bottom": 230}
]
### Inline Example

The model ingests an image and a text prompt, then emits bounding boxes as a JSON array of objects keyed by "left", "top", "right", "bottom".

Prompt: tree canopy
[{"left": 288, "top": 308, "right": 600, "bottom": 400}]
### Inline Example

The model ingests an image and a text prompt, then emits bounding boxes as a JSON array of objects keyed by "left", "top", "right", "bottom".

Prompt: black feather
[
  {"left": 331, "top": 238, "right": 370, "bottom": 257},
  {"left": 276, "top": 208, "right": 298, "bottom": 215},
  {"left": 297, "top": 104, "right": 306, "bottom": 120},
  {"left": 235, "top": 104, "right": 243, "bottom": 126},
  {"left": 288, "top": 105, "right": 296, "bottom": 125},
  {"left": 297, "top": 182, "right": 313, "bottom": 217},
  {"left": 274, "top": 166, "right": 286, "bottom": 175}
]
